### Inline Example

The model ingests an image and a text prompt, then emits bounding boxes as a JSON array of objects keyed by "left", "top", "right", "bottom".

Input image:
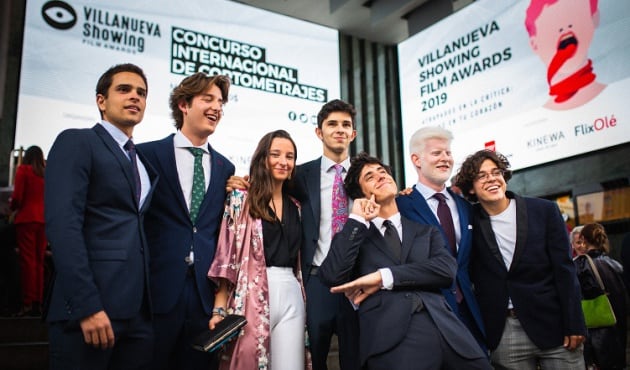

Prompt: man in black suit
[
  {"left": 454, "top": 149, "right": 585, "bottom": 369},
  {"left": 319, "top": 152, "right": 490, "bottom": 370},
  {"left": 45, "top": 63, "right": 158, "bottom": 369}
]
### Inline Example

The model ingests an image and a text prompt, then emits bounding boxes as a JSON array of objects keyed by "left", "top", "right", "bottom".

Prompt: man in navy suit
[
  {"left": 45, "top": 63, "right": 158, "bottom": 369},
  {"left": 296, "top": 99, "right": 360, "bottom": 370},
  {"left": 396, "top": 126, "right": 486, "bottom": 350},
  {"left": 319, "top": 152, "right": 490, "bottom": 370},
  {"left": 138, "top": 73, "right": 234, "bottom": 370},
  {"left": 454, "top": 149, "right": 585, "bottom": 369}
]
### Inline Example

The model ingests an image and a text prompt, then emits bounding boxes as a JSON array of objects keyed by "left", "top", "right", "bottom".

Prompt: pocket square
[{"left": 468, "top": 224, "right": 473, "bottom": 230}]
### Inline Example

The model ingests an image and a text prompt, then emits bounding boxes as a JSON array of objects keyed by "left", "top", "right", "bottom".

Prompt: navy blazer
[
  {"left": 319, "top": 217, "right": 485, "bottom": 366},
  {"left": 294, "top": 157, "right": 323, "bottom": 281},
  {"left": 471, "top": 192, "right": 586, "bottom": 350},
  {"left": 138, "top": 135, "right": 235, "bottom": 315},
  {"left": 396, "top": 186, "right": 485, "bottom": 338},
  {"left": 45, "top": 124, "right": 158, "bottom": 322}
]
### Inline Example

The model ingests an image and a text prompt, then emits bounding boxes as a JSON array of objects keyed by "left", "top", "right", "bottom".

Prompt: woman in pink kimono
[{"left": 208, "top": 130, "right": 310, "bottom": 370}]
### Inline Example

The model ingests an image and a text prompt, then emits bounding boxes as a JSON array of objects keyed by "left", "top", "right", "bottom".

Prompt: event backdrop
[
  {"left": 16, "top": 0, "right": 340, "bottom": 175},
  {"left": 398, "top": 0, "right": 630, "bottom": 186}
]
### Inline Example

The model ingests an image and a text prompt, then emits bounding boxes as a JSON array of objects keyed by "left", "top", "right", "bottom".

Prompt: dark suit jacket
[
  {"left": 471, "top": 191, "right": 586, "bottom": 350},
  {"left": 319, "top": 216, "right": 484, "bottom": 365},
  {"left": 138, "top": 135, "right": 235, "bottom": 315},
  {"left": 294, "top": 157, "right": 322, "bottom": 279},
  {"left": 45, "top": 124, "right": 158, "bottom": 322},
  {"left": 396, "top": 186, "right": 485, "bottom": 338}
]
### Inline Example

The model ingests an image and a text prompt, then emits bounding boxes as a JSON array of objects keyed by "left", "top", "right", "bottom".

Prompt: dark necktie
[
  {"left": 433, "top": 193, "right": 456, "bottom": 256},
  {"left": 188, "top": 147, "right": 206, "bottom": 224},
  {"left": 331, "top": 164, "right": 348, "bottom": 235},
  {"left": 382, "top": 220, "right": 401, "bottom": 261},
  {"left": 433, "top": 192, "right": 462, "bottom": 302},
  {"left": 124, "top": 140, "right": 141, "bottom": 205}
]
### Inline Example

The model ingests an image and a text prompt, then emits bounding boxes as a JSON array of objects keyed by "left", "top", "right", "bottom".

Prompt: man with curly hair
[{"left": 454, "top": 150, "right": 586, "bottom": 369}]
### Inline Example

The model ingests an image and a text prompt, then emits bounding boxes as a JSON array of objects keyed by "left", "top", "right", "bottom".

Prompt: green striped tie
[{"left": 188, "top": 147, "right": 205, "bottom": 224}]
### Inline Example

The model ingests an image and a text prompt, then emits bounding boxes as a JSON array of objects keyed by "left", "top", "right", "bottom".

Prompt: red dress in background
[{"left": 10, "top": 164, "right": 46, "bottom": 310}]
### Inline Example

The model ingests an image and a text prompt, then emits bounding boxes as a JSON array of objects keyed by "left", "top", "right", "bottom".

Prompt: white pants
[{"left": 267, "top": 266, "right": 306, "bottom": 370}]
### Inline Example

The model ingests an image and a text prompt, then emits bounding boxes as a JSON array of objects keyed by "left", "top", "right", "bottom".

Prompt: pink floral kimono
[{"left": 208, "top": 189, "right": 311, "bottom": 370}]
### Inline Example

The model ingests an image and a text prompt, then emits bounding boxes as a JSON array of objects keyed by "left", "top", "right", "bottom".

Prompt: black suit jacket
[
  {"left": 319, "top": 216, "right": 485, "bottom": 365},
  {"left": 45, "top": 124, "right": 158, "bottom": 322},
  {"left": 471, "top": 192, "right": 586, "bottom": 350}
]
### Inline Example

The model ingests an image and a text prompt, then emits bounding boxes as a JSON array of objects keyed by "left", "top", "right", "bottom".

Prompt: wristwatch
[{"left": 212, "top": 307, "right": 227, "bottom": 318}]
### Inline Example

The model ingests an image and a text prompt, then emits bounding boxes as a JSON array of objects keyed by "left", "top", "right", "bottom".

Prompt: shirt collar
[
  {"left": 373, "top": 212, "right": 402, "bottom": 230},
  {"left": 415, "top": 182, "right": 449, "bottom": 201},
  {"left": 321, "top": 155, "right": 350, "bottom": 172},
  {"left": 174, "top": 130, "right": 208, "bottom": 153},
  {"left": 99, "top": 121, "right": 131, "bottom": 147}
]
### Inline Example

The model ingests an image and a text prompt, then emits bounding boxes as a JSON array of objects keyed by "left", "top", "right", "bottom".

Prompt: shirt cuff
[
  {"left": 379, "top": 268, "right": 394, "bottom": 290},
  {"left": 349, "top": 213, "right": 370, "bottom": 227}
]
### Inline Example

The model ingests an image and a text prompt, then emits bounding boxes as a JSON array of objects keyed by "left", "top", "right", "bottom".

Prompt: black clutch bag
[{"left": 191, "top": 315, "right": 247, "bottom": 352}]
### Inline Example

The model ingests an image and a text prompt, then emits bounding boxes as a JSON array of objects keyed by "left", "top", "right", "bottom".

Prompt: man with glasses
[{"left": 453, "top": 149, "right": 586, "bottom": 370}]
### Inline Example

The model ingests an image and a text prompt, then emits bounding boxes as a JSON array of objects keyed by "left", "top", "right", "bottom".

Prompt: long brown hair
[
  {"left": 247, "top": 130, "right": 297, "bottom": 221},
  {"left": 22, "top": 146, "right": 45, "bottom": 178},
  {"left": 580, "top": 223, "right": 610, "bottom": 254}
]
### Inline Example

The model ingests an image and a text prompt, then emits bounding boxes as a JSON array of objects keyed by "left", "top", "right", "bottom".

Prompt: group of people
[{"left": 37, "top": 61, "right": 626, "bottom": 370}]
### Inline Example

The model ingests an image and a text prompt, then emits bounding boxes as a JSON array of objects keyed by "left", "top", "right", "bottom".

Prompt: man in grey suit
[
  {"left": 45, "top": 63, "right": 158, "bottom": 369},
  {"left": 319, "top": 152, "right": 490, "bottom": 370}
]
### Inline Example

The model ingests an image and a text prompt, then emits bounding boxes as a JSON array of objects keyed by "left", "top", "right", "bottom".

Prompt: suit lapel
[
  {"left": 197, "top": 144, "right": 226, "bottom": 219},
  {"left": 475, "top": 205, "right": 506, "bottom": 269},
  {"left": 400, "top": 217, "right": 416, "bottom": 262},
  {"left": 510, "top": 195, "right": 529, "bottom": 270},
  {"left": 155, "top": 135, "right": 189, "bottom": 216},
  {"left": 93, "top": 124, "right": 137, "bottom": 206},
  {"left": 304, "top": 158, "right": 322, "bottom": 230},
  {"left": 409, "top": 186, "right": 440, "bottom": 226}
]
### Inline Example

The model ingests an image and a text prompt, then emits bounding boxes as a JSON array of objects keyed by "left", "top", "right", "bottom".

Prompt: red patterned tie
[{"left": 331, "top": 164, "right": 348, "bottom": 235}]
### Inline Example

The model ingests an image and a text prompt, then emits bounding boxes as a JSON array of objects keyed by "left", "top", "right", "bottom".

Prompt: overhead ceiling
[{"left": 230, "top": 0, "right": 475, "bottom": 45}]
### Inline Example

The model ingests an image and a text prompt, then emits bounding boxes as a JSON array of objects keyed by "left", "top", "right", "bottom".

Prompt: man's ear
[
  {"left": 315, "top": 127, "right": 323, "bottom": 140},
  {"left": 178, "top": 100, "right": 188, "bottom": 115}
]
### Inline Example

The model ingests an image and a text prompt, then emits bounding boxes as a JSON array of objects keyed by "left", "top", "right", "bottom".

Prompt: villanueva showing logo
[{"left": 40, "top": 0, "right": 162, "bottom": 54}]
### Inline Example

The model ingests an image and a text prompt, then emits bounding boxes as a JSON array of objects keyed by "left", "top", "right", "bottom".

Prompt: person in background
[
  {"left": 10, "top": 145, "right": 46, "bottom": 317},
  {"left": 45, "top": 63, "right": 158, "bottom": 369},
  {"left": 396, "top": 126, "right": 486, "bottom": 351},
  {"left": 138, "top": 72, "right": 234, "bottom": 370},
  {"left": 574, "top": 223, "right": 627, "bottom": 370},
  {"left": 571, "top": 225, "right": 586, "bottom": 256},
  {"left": 319, "top": 152, "right": 491, "bottom": 370},
  {"left": 454, "top": 149, "right": 586, "bottom": 370},
  {"left": 209, "top": 130, "right": 309, "bottom": 370}
]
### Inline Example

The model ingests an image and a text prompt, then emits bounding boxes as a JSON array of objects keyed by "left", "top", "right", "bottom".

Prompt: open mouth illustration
[{"left": 557, "top": 35, "right": 578, "bottom": 51}]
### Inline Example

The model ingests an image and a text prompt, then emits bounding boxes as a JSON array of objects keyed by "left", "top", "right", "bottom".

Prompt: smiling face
[
  {"left": 180, "top": 83, "right": 224, "bottom": 143},
  {"left": 316, "top": 111, "right": 356, "bottom": 159},
  {"left": 412, "top": 137, "right": 453, "bottom": 191},
  {"left": 470, "top": 159, "right": 509, "bottom": 212},
  {"left": 267, "top": 137, "right": 296, "bottom": 184},
  {"left": 529, "top": 0, "right": 598, "bottom": 77},
  {"left": 358, "top": 163, "right": 397, "bottom": 203},
  {"left": 96, "top": 71, "right": 147, "bottom": 136}
]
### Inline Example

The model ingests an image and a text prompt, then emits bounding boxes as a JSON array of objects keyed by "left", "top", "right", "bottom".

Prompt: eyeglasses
[{"left": 474, "top": 168, "right": 504, "bottom": 183}]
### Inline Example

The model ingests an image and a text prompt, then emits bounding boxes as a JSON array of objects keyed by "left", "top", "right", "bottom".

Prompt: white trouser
[{"left": 267, "top": 266, "right": 306, "bottom": 370}]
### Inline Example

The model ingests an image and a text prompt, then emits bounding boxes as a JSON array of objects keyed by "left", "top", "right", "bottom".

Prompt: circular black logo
[{"left": 42, "top": 1, "right": 77, "bottom": 30}]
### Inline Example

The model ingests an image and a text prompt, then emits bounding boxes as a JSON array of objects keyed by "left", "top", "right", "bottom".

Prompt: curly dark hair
[
  {"left": 247, "top": 130, "right": 297, "bottom": 221},
  {"left": 453, "top": 150, "right": 512, "bottom": 202},
  {"left": 317, "top": 99, "right": 356, "bottom": 129},
  {"left": 580, "top": 223, "right": 610, "bottom": 254},
  {"left": 344, "top": 152, "right": 392, "bottom": 200},
  {"left": 169, "top": 73, "right": 230, "bottom": 129}
]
